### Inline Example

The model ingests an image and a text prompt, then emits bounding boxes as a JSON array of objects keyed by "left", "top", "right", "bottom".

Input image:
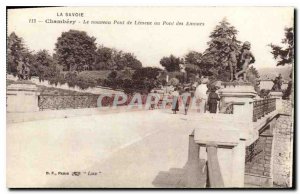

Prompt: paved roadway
[{"left": 7, "top": 109, "right": 207, "bottom": 188}]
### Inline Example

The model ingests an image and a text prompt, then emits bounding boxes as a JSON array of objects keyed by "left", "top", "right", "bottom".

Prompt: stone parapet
[{"left": 7, "top": 82, "right": 40, "bottom": 113}]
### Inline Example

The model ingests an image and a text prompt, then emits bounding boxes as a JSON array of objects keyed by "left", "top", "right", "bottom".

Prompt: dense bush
[
  {"left": 65, "top": 71, "right": 78, "bottom": 88},
  {"left": 76, "top": 74, "right": 97, "bottom": 89},
  {"left": 48, "top": 73, "right": 66, "bottom": 86}
]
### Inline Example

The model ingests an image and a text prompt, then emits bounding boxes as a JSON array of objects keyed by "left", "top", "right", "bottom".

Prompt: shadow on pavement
[{"left": 152, "top": 160, "right": 207, "bottom": 188}]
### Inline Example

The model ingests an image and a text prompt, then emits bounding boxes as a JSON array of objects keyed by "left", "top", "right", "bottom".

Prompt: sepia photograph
[{"left": 6, "top": 6, "right": 294, "bottom": 188}]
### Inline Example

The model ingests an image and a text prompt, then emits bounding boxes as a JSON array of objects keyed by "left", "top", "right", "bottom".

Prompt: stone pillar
[
  {"left": 7, "top": 82, "right": 40, "bottom": 113},
  {"left": 186, "top": 131, "right": 203, "bottom": 188},
  {"left": 219, "top": 84, "right": 257, "bottom": 117},
  {"left": 194, "top": 127, "right": 245, "bottom": 187},
  {"left": 232, "top": 139, "right": 246, "bottom": 186},
  {"left": 269, "top": 91, "right": 283, "bottom": 112},
  {"left": 218, "top": 84, "right": 257, "bottom": 141}
]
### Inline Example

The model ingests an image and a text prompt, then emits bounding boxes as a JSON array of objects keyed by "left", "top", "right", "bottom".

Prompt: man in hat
[
  {"left": 207, "top": 86, "right": 220, "bottom": 113},
  {"left": 235, "top": 41, "right": 255, "bottom": 81}
]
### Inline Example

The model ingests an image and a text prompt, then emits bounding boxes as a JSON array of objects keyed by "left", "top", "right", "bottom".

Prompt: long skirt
[
  {"left": 172, "top": 98, "right": 179, "bottom": 111},
  {"left": 197, "top": 99, "right": 206, "bottom": 113},
  {"left": 209, "top": 102, "right": 218, "bottom": 113}
]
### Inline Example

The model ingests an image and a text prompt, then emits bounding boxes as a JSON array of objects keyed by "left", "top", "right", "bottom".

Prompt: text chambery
[{"left": 45, "top": 19, "right": 77, "bottom": 25}]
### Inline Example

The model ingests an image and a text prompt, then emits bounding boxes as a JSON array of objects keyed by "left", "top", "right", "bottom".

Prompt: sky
[{"left": 7, "top": 7, "right": 294, "bottom": 69}]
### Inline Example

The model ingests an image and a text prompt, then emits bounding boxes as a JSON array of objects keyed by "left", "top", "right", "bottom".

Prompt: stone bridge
[
  {"left": 6, "top": 82, "right": 293, "bottom": 188},
  {"left": 186, "top": 85, "right": 293, "bottom": 188}
]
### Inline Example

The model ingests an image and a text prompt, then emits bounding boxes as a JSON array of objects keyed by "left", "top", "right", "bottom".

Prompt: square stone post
[
  {"left": 194, "top": 127, "right": 245, "bottom": 187},
  {"left": 269, "top": 91, "right": 283, "bottom": 112},
  {"left": 7, "top": 82, "right": 40, "bottom": 113},
  {"left": 218, "top": 83, "right": 257, "bottom": 143}
]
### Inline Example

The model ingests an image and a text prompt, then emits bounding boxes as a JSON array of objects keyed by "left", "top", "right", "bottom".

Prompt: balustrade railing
[
  {"left": 206, "top": 145, "right": 224, "bottom": 188},
  {"left": 253, "top": 98, "right": 276, "bottom": 122}
]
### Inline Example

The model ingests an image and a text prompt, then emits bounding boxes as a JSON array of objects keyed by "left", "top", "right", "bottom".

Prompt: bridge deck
[{"left": 7, "top": 109, "right": 208, "bottom": 188}]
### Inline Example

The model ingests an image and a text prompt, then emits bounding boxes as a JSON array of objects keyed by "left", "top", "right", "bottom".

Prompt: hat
[
  {"left": 200, "top": 77, "right": 209, "bottom": 84},
  {"left": 184, "top": 87, "right": 190, "bottom": 92},
  {"left": 211, "top": 86, "right": 217, "bottom": 92}
]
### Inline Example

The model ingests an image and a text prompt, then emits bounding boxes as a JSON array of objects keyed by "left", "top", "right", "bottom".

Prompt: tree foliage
[
  {"left": 160, "top": 55, "right": 182, "bottom": 72},
  {"left": 246, "top": 66, "right": 260, "bottom": 92},
  {"left": 32, "top": 50, "right": 58, "bottom": 81},
  {"left": 269, "top": 27, "right": 294, "bottom": 66},
  {"left": 94, "top": 46, "right": 142, "bottom": 70},
  {"left": 55, "top": 30, "right": 97, "bottom": 71},
  {"left": 132, "top": 67, "right": 161, "bottom": 92},
  {"left": 7, "top": 32, "right": 32, "bottom": 75},
  {"left": 93, "top": 46, "right": 113, "bottom": 70},
  {"left": 184, "top": 51, "right": 202, "bottom": 66},
  {"left": 200, "top": 19, "right": 242, "bottom": 80}
]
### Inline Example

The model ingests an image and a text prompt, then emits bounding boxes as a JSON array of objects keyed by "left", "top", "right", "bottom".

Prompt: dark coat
[{"left": 208, "top": 92, "right": 220, "bottom": 113}]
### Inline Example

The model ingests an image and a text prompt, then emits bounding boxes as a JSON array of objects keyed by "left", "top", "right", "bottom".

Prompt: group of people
[{"left": 170, "top": 79, "right": 220, "bottom": 115}]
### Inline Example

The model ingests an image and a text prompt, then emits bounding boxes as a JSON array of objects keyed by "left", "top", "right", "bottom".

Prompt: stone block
[
  {"left": 245, "top": 173, "right": 273, "bottom": 187},
  {"left": 265, "top": 156, "right": 271, "bottom": 160},
  {"left": 263, "top": 172, "right": 271, "bottom": 177},
  {"left": 264, "top": 147, "right": 271, "bottom": 152},
  {"left": 7, "top": 82, "right": 40, "bottom": 113}
]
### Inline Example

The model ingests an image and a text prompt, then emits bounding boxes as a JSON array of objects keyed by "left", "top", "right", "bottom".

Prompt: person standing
[
  {"left": 195, "top": 78, "right": 208, "bottom": 113},
  {"left": 182, "top": 88, "right": 191, "bottom": 115},
  {"left": 207, "top": 86, "right": 220, "bottom": 113},
  {"left": 172, "top": 88, "right": 180, "bottom": 114}
]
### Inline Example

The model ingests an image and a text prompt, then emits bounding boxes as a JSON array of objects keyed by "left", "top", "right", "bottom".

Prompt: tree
[
  {"left": 269, "top": 27, "right": 294, "bottom": 99},
  {"left": 7, "top": 32, "right": 30, "bottom": 75},
  {"left": 131, "top": 67, "right": 162, "bottom": 93},
  {"left": 122, "top": 52, "right": 142, "bottom": 70},
  {"left": 160, "top": 55, "right": 181, "bottom": 72},
  {"left": 55, "top": 30, "right": 97, "bottom": 71},
  {"left": 93, "top": 46, "right": 113, "bottom": 70},
  {"left": 32, "top": 50, "right": 57, "bottom": 81},
  {"left": 94, "top": 45, "right": 143, "bottom": 70},
  {"left": 184, "top": 51, "right": 202, "bottom": 66},
  {"left": 246, "top": 66, "right": 260, "bottom": 92},
  {"left": 269, "top": 27, "right": 294, "bottom": 66},
  {"left": 200, "top": 18, "right": 242, "bottom": 81},
  {"left": 184, "top": 64, "right": 200, "bottom": 83}
]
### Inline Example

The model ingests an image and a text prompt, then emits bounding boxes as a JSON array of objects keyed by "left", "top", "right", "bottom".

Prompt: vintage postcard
[{"left": 6, "top": 6, "right": 294, "bottom": 188}]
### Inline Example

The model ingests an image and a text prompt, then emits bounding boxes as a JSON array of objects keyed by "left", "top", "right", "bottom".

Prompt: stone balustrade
[{"left": 188, "top": 83, "right": 283, "bottom": 188}]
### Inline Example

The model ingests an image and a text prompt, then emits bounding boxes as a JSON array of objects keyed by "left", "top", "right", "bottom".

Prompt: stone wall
[
  {"left": 281, "top": 100, "right": 293, "bottom": 115},
  {"left": 38, "top": 94, "right": 149, "bottom": 110},
  {"left": 272, "top": 115, "right": 293, "bottom": 187},
  {"left": 245, "top": 99, "right": 293, "bottom": 187},
  {"left": 245, "top": 125, "right": 273, "bottom": 179},
  {"left": 38, "top": 95, "right": 99, "bottom": 110}
]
